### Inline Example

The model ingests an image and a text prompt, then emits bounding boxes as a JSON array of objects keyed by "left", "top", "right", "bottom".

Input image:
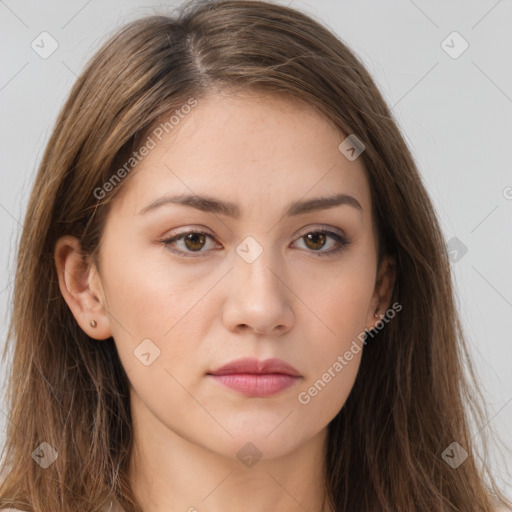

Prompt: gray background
[{"left": 0, "top": 0, "right": 511, "bottom": 496}]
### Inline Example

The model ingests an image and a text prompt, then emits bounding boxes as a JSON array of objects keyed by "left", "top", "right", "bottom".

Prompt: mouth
[{"left": 207, "top": 357, "right": 302, "bottom": 397}]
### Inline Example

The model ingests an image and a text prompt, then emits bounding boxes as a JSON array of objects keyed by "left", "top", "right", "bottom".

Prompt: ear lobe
[{"left": 54, "top": 235, "right": 112, "bottom": 340}]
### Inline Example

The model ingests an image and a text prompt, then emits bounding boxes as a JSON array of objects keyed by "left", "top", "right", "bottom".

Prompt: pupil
[
  {"left": 306, "top": 233, "right": 325, "bottom": 250},
  {"left": 185, "top": 233, "right": 205, "bottom": 251}
]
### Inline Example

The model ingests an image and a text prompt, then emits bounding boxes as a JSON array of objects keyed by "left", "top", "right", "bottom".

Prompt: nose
[{"left": 221, "top": 244, "right": 294, "bottom": 337}]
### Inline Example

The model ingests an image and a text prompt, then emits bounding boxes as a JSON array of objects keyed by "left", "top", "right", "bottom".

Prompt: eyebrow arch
[{"left": 138, "top": 192, "right": 363, "bottom": 217}]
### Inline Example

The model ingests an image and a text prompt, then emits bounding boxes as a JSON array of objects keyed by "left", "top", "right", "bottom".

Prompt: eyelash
[{"left": 159, "top": 226, "right": 351, "bottom": 259}]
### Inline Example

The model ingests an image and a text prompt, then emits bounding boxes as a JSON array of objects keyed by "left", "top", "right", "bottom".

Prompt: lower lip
[{"left": 208, "top": 373, "right": 300, "bottom": 397}]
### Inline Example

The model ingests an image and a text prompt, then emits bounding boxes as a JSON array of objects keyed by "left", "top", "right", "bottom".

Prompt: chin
[{"left": 201, "top": 424, "right": 318, "bottom": 463}]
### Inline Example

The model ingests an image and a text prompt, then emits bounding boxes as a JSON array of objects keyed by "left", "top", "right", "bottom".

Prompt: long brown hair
[{"left": 1, "top": 1, "right": 510, "bottom": 510}]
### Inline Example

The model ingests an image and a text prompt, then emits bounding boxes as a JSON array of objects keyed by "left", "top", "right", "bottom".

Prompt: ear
[
  {"left": 54, "top": 235, "right": 112, "bottom": 340},
  {"left": 366, "top": 254, "right": 396, "bottom": 331}
]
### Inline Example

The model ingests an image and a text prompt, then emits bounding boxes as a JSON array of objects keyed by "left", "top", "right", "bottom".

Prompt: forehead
[{"left": 109, "top": 90, "right": 372, "bottom": 220}]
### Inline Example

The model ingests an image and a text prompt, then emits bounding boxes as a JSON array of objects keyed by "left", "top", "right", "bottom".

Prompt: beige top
[{"left": 2, "top": 503, "right": 510, "bottom": 511}]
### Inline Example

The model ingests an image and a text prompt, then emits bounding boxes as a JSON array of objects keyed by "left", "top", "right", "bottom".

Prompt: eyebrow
[{"left": 138, "top": 192, "right": 363, "bottom": 217}]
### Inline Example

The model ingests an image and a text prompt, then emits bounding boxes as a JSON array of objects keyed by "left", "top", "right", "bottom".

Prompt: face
[{"left": 58, "top": 90, "right": 394, "bottom": 463}]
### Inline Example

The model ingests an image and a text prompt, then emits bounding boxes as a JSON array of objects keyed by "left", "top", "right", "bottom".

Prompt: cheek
[
  {"left": 296, "top": 350, "right": 362, "bottom": 417},
  {"left": 292, "top": 264, "right": 372, "bottom": 414},
  {"left": 305, "top": 265, "right": 374, "bottom": 341},
  {"left": 299, "top": 289, "right": 365, "bottom": 400},
  {"left": 295, "top": 284, "right": 366, "bottom": 417},
  {"left": 101, "top": 243, "right": 218, "bottom": 339},
  {"left": 100, "top": 251, "right": 227, "bottom": 390}
]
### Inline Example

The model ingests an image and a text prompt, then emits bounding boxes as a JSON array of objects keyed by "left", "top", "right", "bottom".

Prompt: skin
[{"left": 55, "top": 90, "right": 395, "bottom": 512}]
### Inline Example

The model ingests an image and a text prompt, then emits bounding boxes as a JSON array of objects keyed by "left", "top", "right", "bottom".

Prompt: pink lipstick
[{"left": 207, "top": 357, "right": 301, "bottom": 397}]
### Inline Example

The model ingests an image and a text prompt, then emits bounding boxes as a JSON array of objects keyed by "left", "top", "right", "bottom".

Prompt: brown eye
[
  {"left": 293, "top": 229, "right": 350, "bottom": 258},
  {"left": 183, "top": 233, "right": 207, "bottom": 251},
  {"left": 161, "top": 230, "right": 218, "bottom": 257},
  {"left": 303, "top": 232, "right": 327, "bottom": 251},
  {"left": 161, "top": 227, "right": 350, "bottom": 259}
]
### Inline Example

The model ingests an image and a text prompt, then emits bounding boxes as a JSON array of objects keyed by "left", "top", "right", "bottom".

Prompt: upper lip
[{"left": 208, "top": 357, "right": 301, "bottom": 377}]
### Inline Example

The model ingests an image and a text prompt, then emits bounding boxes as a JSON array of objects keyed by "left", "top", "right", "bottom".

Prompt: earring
[
  {"left": 374, "top": 311, "right": 384, "bottom": 319},
  {"left": 90, "top": 320, "right": 97, "bottom": 328}
]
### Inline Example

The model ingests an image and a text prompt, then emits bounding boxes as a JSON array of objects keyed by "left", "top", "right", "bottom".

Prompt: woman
[{"left": 0, "top": 0, "right": 510, "bottom": 510}]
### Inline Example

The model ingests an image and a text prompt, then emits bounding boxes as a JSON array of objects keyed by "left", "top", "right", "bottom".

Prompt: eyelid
[
  {"left": 295, "top": 223, "right": 345, "bottom": 239},
  {"left": 291, "top": 225, "right": 350, "bottom": 258},
  {"left": 159, "top": 224, "right": 350, "bottom": 258},
  {"left": 159, "top": 228, "right": 218, "bottom": 258},
  {"left": 162, "top": 225, "right": 214, "bottom": 238}
]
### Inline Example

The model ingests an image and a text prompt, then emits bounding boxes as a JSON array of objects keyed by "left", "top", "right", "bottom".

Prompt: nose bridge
[
  {"left": 234, "top": 234, "right": 284, "bottom": 300},
  {"left": 223, "top": 233, "right": 294, "bottom": 334}
]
